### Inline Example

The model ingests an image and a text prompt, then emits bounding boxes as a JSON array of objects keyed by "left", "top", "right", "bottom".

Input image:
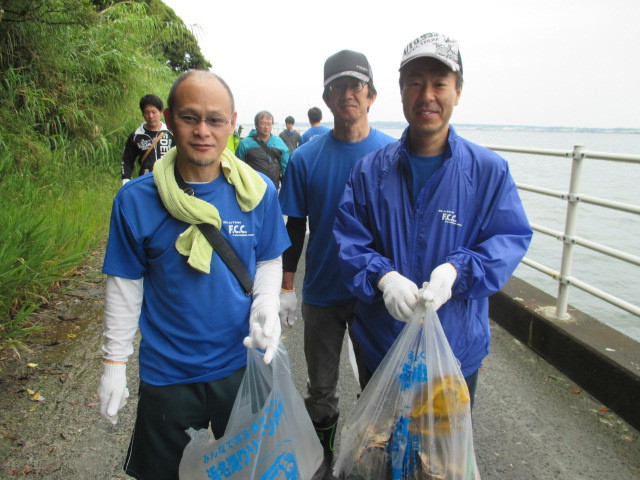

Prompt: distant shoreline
[
  {"left": 368, "top": 122, "right": 640, "bottom": 135},
  {"left": 240, "top": 122, "right": 640, "bottom": 135}
]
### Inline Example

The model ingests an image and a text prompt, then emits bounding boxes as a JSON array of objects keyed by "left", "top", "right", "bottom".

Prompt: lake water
[
  {"left": 383, "top": 126, "right": 640, "bottom": 342},
  {"left": 265, "top": 124, "right": 640, "bottom": 342}
]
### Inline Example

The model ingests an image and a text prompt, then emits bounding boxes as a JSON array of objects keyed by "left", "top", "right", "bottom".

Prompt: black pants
[{"left": 301, "top": 301, "right": 369, "bottom": 426}]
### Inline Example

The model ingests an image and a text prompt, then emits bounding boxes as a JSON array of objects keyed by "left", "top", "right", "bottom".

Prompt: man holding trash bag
[
  {"left": 278, "top": 49, "right": 395, "bottom": 479},
  {"left": 334, "top": 32, "right": 532, "bottom": 406},
  {"left": 98, "top": 70, "right": 289, "bottom": 480}
]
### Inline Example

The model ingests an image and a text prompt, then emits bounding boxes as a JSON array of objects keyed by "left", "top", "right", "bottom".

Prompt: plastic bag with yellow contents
[{"left": 334, "top": 304, "right": 480, "bottom": 479}]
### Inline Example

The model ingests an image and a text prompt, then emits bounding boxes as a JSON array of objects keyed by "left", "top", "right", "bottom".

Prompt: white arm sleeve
[
  {"left": 102, "top": 275, "right": 143, "bottom": 363},
  {"left": 252, "top": 257, "right": 283, "bottom": 308}
]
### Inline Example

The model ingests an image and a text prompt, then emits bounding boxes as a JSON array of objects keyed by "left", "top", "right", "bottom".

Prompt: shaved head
[{"left": 167, "top": 70, "right": 235, "bottom": 113}]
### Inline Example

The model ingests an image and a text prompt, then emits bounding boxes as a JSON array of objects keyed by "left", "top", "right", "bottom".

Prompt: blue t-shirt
[
  {"left": 408, "top": 152, "right": 444, "bottom": 203},
  {"left": 103, "top": 173, "right": 290, "bottom": 385},
  {"left": 279, "top": 129, "right": 395, "bottom": 306},
  {"left": 299, "top": 125, "right": 331, "bottom": 145}
]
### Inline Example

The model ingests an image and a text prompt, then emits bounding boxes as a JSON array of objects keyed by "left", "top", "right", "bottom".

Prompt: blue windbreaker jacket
[{"left": 333, "top": 126, "right": 533, "bottom": 377}]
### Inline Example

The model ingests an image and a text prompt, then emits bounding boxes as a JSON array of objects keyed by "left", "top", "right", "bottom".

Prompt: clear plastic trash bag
[
  {"left": 334, "top": 303, "right": 480, "bottom": 480},
  {"left": 179, "top": 343, "right": 323, "bottom": 479}
]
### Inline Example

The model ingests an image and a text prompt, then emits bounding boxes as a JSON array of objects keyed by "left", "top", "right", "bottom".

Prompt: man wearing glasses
[
  {"left": 278, "top": 50, "right": 395, "bottom": 479},
  {"left": 98, "top": 70, "right": 290, "bottom": 479},
  {"left": 236, "top": 110, "right": 290, "bottom": 189}
]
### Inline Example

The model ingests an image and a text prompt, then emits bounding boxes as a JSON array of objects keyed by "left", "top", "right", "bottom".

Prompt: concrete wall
[{"left": 489, "top": 276, "right": 640, "bottom": 430}]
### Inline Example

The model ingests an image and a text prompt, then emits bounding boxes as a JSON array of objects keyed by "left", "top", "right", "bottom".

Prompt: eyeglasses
[
  {"left": 328, "top": 80, "right": 367, "bottom": 94},
  {"left": 174, "top": 114, "right": 231, "bottom": 129},
  {"left": 258, "top": 121, "right": 273, "bottom": 127}
]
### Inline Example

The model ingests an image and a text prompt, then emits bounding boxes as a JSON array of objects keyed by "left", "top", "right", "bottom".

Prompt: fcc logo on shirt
[
  {"left": 439, "top": 209, "right": 462, "bottom": 227},
  {"left": 224, "top": 220, "right": 254, "bottom": 237}
]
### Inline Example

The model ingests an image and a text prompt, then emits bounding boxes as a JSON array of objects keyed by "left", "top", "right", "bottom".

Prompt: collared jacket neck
[{"left": 397, "top": 124, "right": 458, "bottom": 164}]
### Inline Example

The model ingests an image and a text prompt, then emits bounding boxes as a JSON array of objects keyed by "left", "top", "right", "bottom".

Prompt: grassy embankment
[{"left": 0, "top": 1, "right": 181, "bottom": 353}]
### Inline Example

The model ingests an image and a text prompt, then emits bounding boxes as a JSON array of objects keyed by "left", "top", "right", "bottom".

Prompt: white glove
[
  {"left": 98, "top": 363, "right": 129, "bottom": 425},
  {"left": 99, "top": 276, "right": 139, "bottom": 425},
  {"left": 419, "top": 263, "right": 457, "bottom": 311},
  {"left": 243, "top": 257, "right": 283, "bottom": 364},
  {"left": 378, "top": 271, "right": 419, "bottom": 322},
  {"left": 278, "top": 289, "right": 297, "bottom": 327},
  {"left": 121, "top": 178, "right": 130, "bottom": 186},
  {"left": 243, "top": 300, "right": 281, "bottom": 364}
]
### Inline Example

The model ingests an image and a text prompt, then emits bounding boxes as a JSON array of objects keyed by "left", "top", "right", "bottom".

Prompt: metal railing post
[
  {"left": 487, "top": 142, "right": 640, "bottom": 323},
  {"left": 555, "top": 145, "right": 585, "bottom": 319}
]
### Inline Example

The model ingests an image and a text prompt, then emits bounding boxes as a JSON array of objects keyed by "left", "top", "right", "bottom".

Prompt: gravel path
[{"left": 1, "top": 251, "right": 639, "bottom": 479}]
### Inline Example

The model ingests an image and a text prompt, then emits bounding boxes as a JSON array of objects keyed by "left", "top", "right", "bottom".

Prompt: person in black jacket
[{"left": 121, "top": 94, "right": 174, "bottom": 185}]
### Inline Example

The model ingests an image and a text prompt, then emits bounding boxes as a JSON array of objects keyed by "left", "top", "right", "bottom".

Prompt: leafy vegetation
[{"left": 0, "top": 0, "right": 211, "bottom": 352}]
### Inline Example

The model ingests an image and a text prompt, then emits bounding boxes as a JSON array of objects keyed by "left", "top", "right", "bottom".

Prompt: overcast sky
[{"left": 162, "top": 0, "right": 639, "bottom": 129}]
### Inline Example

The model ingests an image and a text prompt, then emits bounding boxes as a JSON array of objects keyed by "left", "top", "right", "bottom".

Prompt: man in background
[
  {"left": 279, "top": 115, "right": 301, "bottom": 154},
  {"left": 278, "top": 50, "right": 395, "bottom": 479},
  {"left": 236, "top": 110, "right": 290, "bottom": 188},
  {"left": 98, "top": 71, "right": 289, "bottom": 479},
  {"left": 121, "top": 94, "right": 174, "bottom": 185},
  {"left": 299, "top": 106, "right": 330, "bottom": 145},
  {"left": 334, "top": 32, "right": 532, "bottom": 408}
]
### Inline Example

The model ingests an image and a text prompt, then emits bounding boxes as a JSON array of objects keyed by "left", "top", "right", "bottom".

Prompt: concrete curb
[{"left": 489, "top": 276, "right": 640, "bottom": 431}]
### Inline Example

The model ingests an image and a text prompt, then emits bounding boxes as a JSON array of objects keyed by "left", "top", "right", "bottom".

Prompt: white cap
[{"left": 399, "top": 33, "right": 462, "bottom": 73}]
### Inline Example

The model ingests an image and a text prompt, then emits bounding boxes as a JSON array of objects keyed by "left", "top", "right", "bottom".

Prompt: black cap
[{"left": 324, "top": 50, "right": 372, "bottom": 87}]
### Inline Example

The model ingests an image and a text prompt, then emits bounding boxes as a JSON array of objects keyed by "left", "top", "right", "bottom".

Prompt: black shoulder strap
[
  {"left": 173, "top": 165, "right": 253, "bottom": 296},
  {"left": 254, "top": 136, "right": 282, "bottom": 162}
]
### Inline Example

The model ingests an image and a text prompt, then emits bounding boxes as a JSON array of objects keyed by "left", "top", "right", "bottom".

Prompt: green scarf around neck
[{"left": 154, "top": 147, "right": 267, "bottom": 273}]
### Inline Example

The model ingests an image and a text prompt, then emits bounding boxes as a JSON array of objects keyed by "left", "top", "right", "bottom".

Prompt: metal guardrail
[{"left": 484, "top": 144, "right": 640, "bottom": 320}]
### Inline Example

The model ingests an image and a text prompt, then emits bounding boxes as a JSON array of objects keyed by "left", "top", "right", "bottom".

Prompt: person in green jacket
[{"left": 226, "top": 125, "right": 242, "bottom": 153}]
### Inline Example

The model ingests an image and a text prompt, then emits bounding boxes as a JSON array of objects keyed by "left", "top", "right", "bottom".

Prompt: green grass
[
  {"left": 0, "top": 136, "right": 119, "bottom": 352},
  {"left": 0, "top": 1, "right": 191, "bottom": 353}
]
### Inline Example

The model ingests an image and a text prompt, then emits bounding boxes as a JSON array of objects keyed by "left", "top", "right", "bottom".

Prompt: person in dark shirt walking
[
  {"left": 279, "top": 115, "right": 302, "bottom": 155},
  {"left": 121, "top": 94, "right": 174, "bottom": 185}
]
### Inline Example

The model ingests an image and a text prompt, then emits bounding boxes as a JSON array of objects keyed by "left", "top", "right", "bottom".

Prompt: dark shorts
[{"left": 124, "top": 367, "right": 245, "bottom": 480}]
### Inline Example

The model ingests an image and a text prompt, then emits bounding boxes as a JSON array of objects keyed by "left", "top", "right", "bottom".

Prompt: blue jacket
[{"left": 333, "top": 126, "right": 532, "bottom": 377}]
